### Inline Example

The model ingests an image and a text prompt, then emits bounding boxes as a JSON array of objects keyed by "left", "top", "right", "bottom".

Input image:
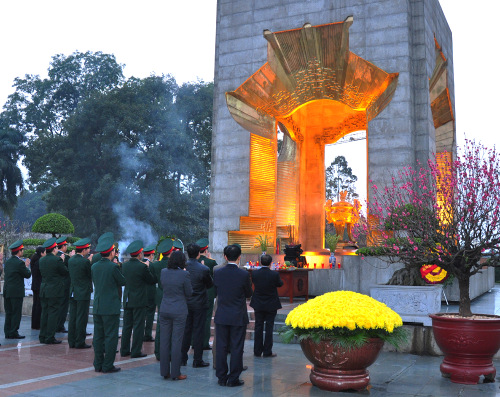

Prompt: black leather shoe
[
  {"left": 193, "top": 360, "right": 210, "bottom": 368},
  {"left": 47, "top": 340, "right": 62, "bottom": 344},
  {"left": 6, "top": 334, "right": 25, "bottom": 339},
  {"left": 86, "top": 332, "right": 92, "bottom": 336},
  {"left": 103, "top": 366, "right": 121, "bottom": 373},
  {"left": 95, "top": 368, "right": 102, "bottom": 372},
  {"left": 242, "top": 366, "right": 248, "bottom": 371},
  {"left": 121, "top": 352, "right": 131, "bottom": 357},
  {"left": 227, "top": 379, "right": 244, "bottom": 387},
  {"left": 143, "top": 336, "right": 154, "bottom": 342},
  {"left": 254, "top": 353, "right": 262, "bottom": 357},
  {"left": 263, "top": 353, "right": 277, "bottom": 357},
  {"left": 76, "top": 344, "right": 92, "bottom": 349},
  {"left": 218, "top": 380, "right": 227, "bottom": 386},
  {"left": 131, "top": 353, "right": 147, "bottom": 358}
]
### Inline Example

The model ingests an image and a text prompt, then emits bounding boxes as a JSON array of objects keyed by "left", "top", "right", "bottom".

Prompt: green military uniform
[
  {"left": 120, "top": 240, "right": 156, "bottom": 358},
  {"left": 92, "top": 236, "right": 126, "bottom": 372},
  {"left": 55, "top": 236, "right": 72, "bottom": 332},
  {"left": 3, "top": 240, "right": 31, "bottom": 338},
  {"left": 68, "top": 238, "right": 93, "bottom": 348},
  {"left": 91, "top": 232, "right": 114, "bottom": 264},
  {"left": 39, "top": 238, "right": 69, "bottom": 344},
  {"left": 143, "top": 244, "right": 157, "bottom": 342},
  {"left": 196, "top": 238, "right": 218, "bottom": 349},
  {"left": 150, "top": 239, "right": 173, "bottom": 360}
]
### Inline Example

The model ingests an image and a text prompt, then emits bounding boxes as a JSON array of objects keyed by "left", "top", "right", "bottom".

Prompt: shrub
[{"left": 32, "top": 213, "right": 74, "bottom": 237}]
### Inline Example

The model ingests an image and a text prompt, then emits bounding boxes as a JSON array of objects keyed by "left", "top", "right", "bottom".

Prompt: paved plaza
[{"left": 1, "top": 287, "right": 500, "bottom": 396}]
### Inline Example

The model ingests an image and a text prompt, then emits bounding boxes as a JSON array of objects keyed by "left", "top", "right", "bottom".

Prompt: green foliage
[
  {"left": 325, "top": 155, "right": 358, "bottom": 201},
  {"left": 32, "top": 213, "right": 74, "bottom": 236},
  {"left": 325, "top": 233, "right": 340, "bottom": 251},
  {"left": 24, "top": 249, "right": 35, "bottom": 258},
  {"left": 279, "top": 325, "right": 408, "bottom": 350},
  {"left": 256, "top": 235, "right": 271, "bottom": 251},
  {"left": 21, "top": 238, "right": 45, "bottom": 246}
]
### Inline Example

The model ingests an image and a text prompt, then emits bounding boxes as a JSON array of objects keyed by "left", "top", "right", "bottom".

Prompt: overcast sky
[{"left": 0, "top": 0, "right": 498, "bottom": 152}]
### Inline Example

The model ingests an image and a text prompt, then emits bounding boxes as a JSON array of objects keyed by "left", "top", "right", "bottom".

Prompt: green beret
[
  {"left": 43, "top": 237, "right": 58, "bottom": 249},
  {"left": 74, "top": 238, "right": 91, "bottom": 249},
  {"left": 196, "top": 238, "right": 209, "bottom": 249},
  {"left": 8, "top": 240, "right": 24, "bottom": 251},
  {"left": 173, "top": 239, "right": 184, "bottom": 250},
  {"left": 56, "top": 236, "right": 68, "bottom": 245},
  {"left": 95, "top": 237, "right": 115, "bottom": 253},
  {"left": 157, "top": 239, "right": 173, "bottom": 254},
  {"left": 144, "top": 244, "right": 156, "bottom": 254},
  {"left": 98, "top": 232, "right": 114, "bottom": 242},
  {"left": 126, "top": 240, "right": 144, "bottom": 255}
]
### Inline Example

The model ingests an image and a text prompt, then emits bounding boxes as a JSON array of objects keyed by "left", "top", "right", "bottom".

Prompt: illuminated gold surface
[
  {"left": 226, "top": 18, "right": 398, "bottom": 253},
  {"left": 325, "top": 192, "right": 360, "bottom": 245}
]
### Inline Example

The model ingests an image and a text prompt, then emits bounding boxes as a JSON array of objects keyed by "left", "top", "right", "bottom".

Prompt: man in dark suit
[
  {"left": 3, "top": 240, "right": 31, "bottom": 339},
  {"left": 39, "top": 237, "right": 69, "bottom": 344},
  {"left": 92, "top": 235, "right": 126, "bottom": 373},
  {"left": 142, "top": 244, "right": 157, "bottom": 342},
  {"left": 68, "top": 238, "right": 93, "bottom": 349},
  {"left": 181, "top": 243, "right": 213, "bottom": 367},
  {"left": 150, "top": 239, "right": 174, "bottom": 360},
  {"left": 250, "top": 254, "right": 283, "bottom": 357},
  {"left": 196, "top": 237, "right": 218, "bottom": 350},
  {"left": 55, "top": 236, "right": 74, "bottom": 333},
  {"left": 120, "top": 240, "right": 156, "bottom": 358},
  {"left": 214, "top": 244, "right": 252, "bottom": 387}
]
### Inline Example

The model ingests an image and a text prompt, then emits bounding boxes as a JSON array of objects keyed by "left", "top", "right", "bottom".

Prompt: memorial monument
[{"left": 209, "top": 0, "right": 455, "bottom": 261}]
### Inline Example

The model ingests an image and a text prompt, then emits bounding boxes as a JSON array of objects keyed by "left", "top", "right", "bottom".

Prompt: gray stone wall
[{"left": 210, "top": 0, "right": 454, "bottom": 261}]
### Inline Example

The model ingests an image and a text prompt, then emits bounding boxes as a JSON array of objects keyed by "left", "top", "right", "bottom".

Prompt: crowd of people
[{"left": 1, "top": 234, "right": 284, "bottom": 386}]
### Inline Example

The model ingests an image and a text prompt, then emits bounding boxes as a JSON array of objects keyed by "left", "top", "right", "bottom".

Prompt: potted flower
[
  {"left": 325, "top": 232, "right": 340, "bottom": 268},
  {"left": 281, "top": 291, "right": 407, "bottom": 392},
  {"left": 255, "top": 234, "right": 271, "bottom": 255},
  {"left": 363, "top": 140, "right": 500, "bottom": 384}
]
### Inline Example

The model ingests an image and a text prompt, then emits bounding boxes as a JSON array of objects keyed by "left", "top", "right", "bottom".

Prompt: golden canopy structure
[{"left": 226, "top": 17, "right": 399, "bottom": 253}]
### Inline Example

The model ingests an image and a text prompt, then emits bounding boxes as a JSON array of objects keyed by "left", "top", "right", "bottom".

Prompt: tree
[
  {"left": 0, "top": 115, "right": 24, "bottom": 216},
  {"left": 364, "top": 140, "right": 500, "bottom": 316},
  {"left": 32, "top": 213, "right": 74, "bottom": 237},
  {"left": 325, "top": 156, "right": 358, "bottom": 201}
]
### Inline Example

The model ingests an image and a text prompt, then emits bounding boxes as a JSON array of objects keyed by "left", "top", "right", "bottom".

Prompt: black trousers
[
  {"left": 181, "top": 307, "right": 205, "bottom": 364},
  {"left": 253, "top": 310, "right": 277, "bottom": 356},
  {"left": 31, "top": 290, "right": 42, "bottom": 329},
  {"left": 215, "top": 323, "right": 246, "bottom": 384},
  {"left": 160, "top": 312, "right": 187, "bottom": 378}
]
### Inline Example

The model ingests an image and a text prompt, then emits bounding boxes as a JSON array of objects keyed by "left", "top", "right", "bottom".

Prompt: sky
[{"left": 0, "top": 0, "right": 499, "bottom": 197}]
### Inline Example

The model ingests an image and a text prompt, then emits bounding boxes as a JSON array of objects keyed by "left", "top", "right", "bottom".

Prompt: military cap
[
  {"left": 126, "top": 240, "right": 144, "bottom": 256},
  {"left": 95, "top": 237, "right": 115, "bottom": 254},
  {"left": 8, "top": 239, "right": 24, "bottom": 252},
  {"left": 157, "top": 239, "right": 174, "bottom": 255},
  {"left": 173, "top": 239, "right": 184, "bottom": 251},
  {"left": 233, "top": 243, "right": 242, "bottom": 249},
  {"left": 74, "top": 238, "right": 91, "bottom": 249},
  {"left": 56, "top": 236, "right": 68, "bottom": 246},
  {"left": 43, "top": 237, "right": 58, "bottom": 250},
  {"left": 143, "top": 244, "right": 156, "bottom": 255},
  {"left": 196, "top": 238, "right": 209, "bottom": 250},
  {"left": 98, "top": 232, "right": 114, "bottom": 242}
]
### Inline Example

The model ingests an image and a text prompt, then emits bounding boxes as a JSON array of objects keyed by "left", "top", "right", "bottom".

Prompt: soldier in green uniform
[
  {"left": 92, "top": 235, "right": 126, "bottom": 373},
  {"left": 3, "top": 240, "right": 31, "bottom": 339},
  {"left": 173, "top": 239, "right": 184, "bottom": 252},
  {"left": 68, "top": 238, "right": 93, "bottom": 349},
  {"left": 55, "top": 236, "right": 74, "bottom": 333},
  {"left": 196, "top": 238, "right": 218, "bottom": 350},
  {"left": 120, "top": 240, "right": 156, "bottom": 358},
  {"left": 150, "top": 239, "right": 174, "bottom": 360},
  {"left": 39, "top": 237, "right": 69, "bottom": 344},
  {"left": 91, "top": 232, "right": 114, "bottom": 265},
  {"left": 142, "top": 244, "right": 157, "bottom": 342}
]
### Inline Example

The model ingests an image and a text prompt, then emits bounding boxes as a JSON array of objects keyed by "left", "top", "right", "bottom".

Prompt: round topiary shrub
[{"left": 32, "top": 213, "right": 75, "bottom": 237}]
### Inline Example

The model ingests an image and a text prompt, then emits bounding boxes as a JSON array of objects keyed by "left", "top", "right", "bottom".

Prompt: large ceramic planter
[
  {"left": 300, "top": 338, "right": 384, "bottom": 392},
  {"left": 430, "top": 313, "right": 500, "bottom": 384},
  {"left": 370, "top": 284, "right": 442, "bottom": 326}
]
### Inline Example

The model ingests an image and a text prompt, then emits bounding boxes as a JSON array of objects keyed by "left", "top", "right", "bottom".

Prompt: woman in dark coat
[
  {"left": 30, "top": 246, "right": 45, "bottom": 329},
  {"left": 159, "top": 250, "right": 192, "bottom": 381}
]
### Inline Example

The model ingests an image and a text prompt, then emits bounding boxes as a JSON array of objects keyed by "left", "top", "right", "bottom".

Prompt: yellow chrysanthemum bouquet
[{"left": 281, "top": 291, "right": 407, "bottom": 349}]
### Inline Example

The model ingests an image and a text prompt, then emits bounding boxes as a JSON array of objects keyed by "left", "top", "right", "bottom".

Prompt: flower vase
[
  {"left": 300, "top": 338, "right": 384, "bottom": 392},
  {"left": 329, "top": 253, "right": 336, "bottom": 269}
]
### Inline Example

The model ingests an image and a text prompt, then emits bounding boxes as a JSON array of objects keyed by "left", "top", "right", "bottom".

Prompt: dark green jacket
[
  {"left": 39, "top": 252, "right": 69, "bottom": 298},
  {"left": 68, "top": 254, "right": 92, "bottom": 300},
  {"left": 92, "top": 258, "right": 126, "bottom": 315},
  {"left": 3, "top": 256, "right": 31, "bottom": 298},
  {"left": 199, "top": 255, "right": 218, "bottom": 277},
  {"left": 122, "top": 257, "right": 156, "bottom": 308},
  {"left": 150, "top": 258, "right": 168, "bottom": 305}
]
